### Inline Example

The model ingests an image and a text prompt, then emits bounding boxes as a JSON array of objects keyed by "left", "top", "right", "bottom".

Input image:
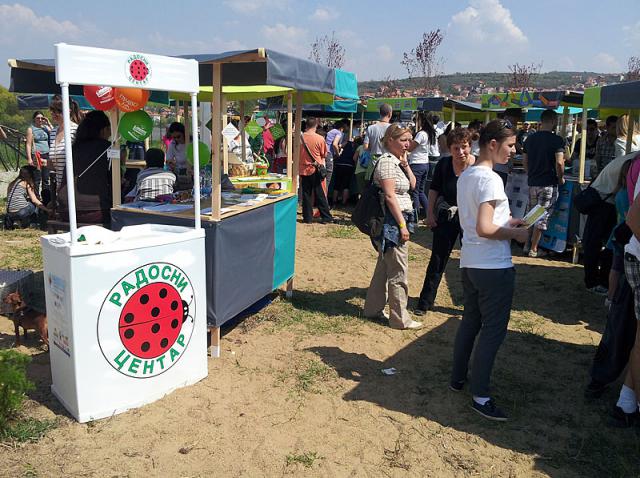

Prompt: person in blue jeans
[{"left": 408, "top": 112, "right": 436, "bottom": 220}]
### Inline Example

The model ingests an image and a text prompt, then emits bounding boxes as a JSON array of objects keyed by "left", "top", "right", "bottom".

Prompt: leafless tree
[
  {"left": 309, "top": 32, "right": 346, "bottom": 69},
  {"left": 626, "top": 56, "right": 640, "bottom": 81},
  {"left": 401, "top": 29, "right": 444, "bottom": 92},
  {"left": 507, "top": 62, "right": 542, "bottom": 90}
]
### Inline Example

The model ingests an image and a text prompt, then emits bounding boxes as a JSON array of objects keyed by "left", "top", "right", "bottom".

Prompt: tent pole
[
  {"left": 561, "top": 106, "right": 569, "bottom": 140},
  {"left": 451, "top": 104, "right": 456, "bottom": 125},
  {"left": 61, "top": 83, "right": 78, "bottom": 242},
  {"left": 360, "top": 106, "right": 365, "bottom": 136},
  {"left": 286, "top": 93, "right": 293, "bottom": 178},
  {"left": 211, "top": 64, "right": 222, "bottom": 220},
  {"left": 222, "top": 95, "right": 228, "bottom": 175},
  {"left": 626, "top": 110, "right": 635, "bottom": 155},
  {"left": 349, "top": 113, "right": 354, "bottom": 141},
  {"left": 578, "top": 107, "right": 588, "bottom": 183},
  {"left": 191, "top": 92, "right": 201, "bottom": 230},
  {"left": 569, "top": 113, "right": 578, "bottom": 157},
  {"left": 109, "top": 109, "right": 121, "bottom": 207},
  {"left": 484, "top": 110, "right": 490, "bottom": 125},
  {"left": 239, "top": 101, "right": 247, "bottom": 165},
  {"left": 292, "top": 92, "right": 303, "bottom": 194}
]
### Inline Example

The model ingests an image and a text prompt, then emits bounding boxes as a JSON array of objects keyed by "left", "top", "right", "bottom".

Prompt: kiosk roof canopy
[{"left": 584, "top": 80, "right": 640, "bottom": 111}]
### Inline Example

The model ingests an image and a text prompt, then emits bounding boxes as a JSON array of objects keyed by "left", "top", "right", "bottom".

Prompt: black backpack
[{"left": 351, "top": 159, "right": 385, "bottom": 237}]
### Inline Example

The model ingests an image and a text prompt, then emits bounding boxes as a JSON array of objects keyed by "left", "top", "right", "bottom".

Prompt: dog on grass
[{"left": 3, "top": 291, "right": 49, "bottom": 349}]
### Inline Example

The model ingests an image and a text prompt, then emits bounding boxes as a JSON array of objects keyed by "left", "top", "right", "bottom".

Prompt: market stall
[
  {"left": 37, "top": 44, "right": 208, "bottom": 422},
  {"left": 111, "top": 50, "right": 358, "bottom": 348}
]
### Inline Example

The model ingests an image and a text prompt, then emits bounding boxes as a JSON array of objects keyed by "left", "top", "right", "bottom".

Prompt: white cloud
[
  {"left": 0, "top": 3, "right": 82, "bottom": 43},
  {"left": 592, "top": 52, "right": 621, "bottom": 72},
  {"left": 223, "top": 0, "right": 289, "bottom": 14},
  {"left": 261, "top": 23, "right": 307, "bottom": 55},
  {"left": 310, "top": 7, "right": 337, "bottom": 21},
  {"left": 375, "top": 45, "right": 394, "bottom": 62},
  {"left": 623, "top": 20, "right": 640, "bottom": 46},
  {"left": 450, "top": 0, "right": 527, "bottom": 45},
  {"left": 445, "top": 0, "right": 528, "bottom": 72}
]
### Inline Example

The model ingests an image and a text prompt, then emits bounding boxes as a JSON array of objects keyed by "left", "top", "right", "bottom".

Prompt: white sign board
[
  {"left": 222, "top": 123, "right": 240, "bottom": 143},
  {"left": 55, "top": 43, "right": 199, "bottom": 93}
]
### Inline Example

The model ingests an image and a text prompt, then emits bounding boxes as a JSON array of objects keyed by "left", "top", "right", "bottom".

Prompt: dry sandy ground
[{"left": 0, "top": 211, "right": 638, "bottom": 477}]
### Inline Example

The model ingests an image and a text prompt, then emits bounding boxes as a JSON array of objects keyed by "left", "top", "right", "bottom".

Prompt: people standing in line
[
  {"left": 407, "top": 112, "right": 435, "bottom": 221},
  {"left": 522, "top": 109, "right": 566, "bottom": 258},
  {"left": 363, "top": 124, "right": 422, "bottom": 330},
  {"left": 582, "top": 152, "right": 637, "bottom": 295},
  {"left": 299, "top": 117, "right": 334, "bottom": 224},
  {"left": 25, "top": 111, "right": 52, "bottom": 204},
  {"left": 58, "top": 111, "right": 113, "bottom": 226},
  {"left": 451, "top": 119, "right": 528, "bottom": 421},
  {"left": 614, "top": 114, "right": 640, "bottom": 159},
  {"left": 595, "top": 115, "right": 619, "bottom": 173},
  {"left": 613, "top": 173, "right": 640, "bottom": 426},
  {"left": 325, "top": 120, "right": 346, "bottom": 195},
  {"left": 48, "top": 95, "right": 79, "bottom": 210},
  {"left": 363, "top": 103, "right": 393, "bottom": 180},
  {"left": 415, "top": 128, "right": 476, "bottom": 316}
]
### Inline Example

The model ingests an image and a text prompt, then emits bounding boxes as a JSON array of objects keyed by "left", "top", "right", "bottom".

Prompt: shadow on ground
[{"left": 309, "top": 316, "right": 640, "bottom": 477}]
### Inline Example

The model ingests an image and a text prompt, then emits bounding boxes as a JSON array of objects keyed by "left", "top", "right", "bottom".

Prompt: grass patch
[
  {"left": 285, "top": 451, "right": 322, "bottom": 468},
  {"left": 510, "top": 311, "right": 547, "bottom": 337},
  {"left": 0, "top": 227, "right": 44, "bottom": 270},
  {"left": 254, "top": 298, "right": 361, "bottom": 336},
  {"left": 325, "top": 224, "right": 360, "bottom": 239},
  {"left": 276, "top": 357, "right": 336, "bottom": 396},
  {"left": 0, "top": 418, "right": 58, "bottom": 446}
]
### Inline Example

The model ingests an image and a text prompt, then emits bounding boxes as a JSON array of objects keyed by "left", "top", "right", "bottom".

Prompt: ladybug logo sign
[
  {"left": 125, "top": 54, "right": 151, "bottom": 86},
  {"left": 97, "top": 262, "right": 195, "bottom": 379}
]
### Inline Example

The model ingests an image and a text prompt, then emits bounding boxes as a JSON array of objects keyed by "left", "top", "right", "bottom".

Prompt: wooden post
[
  {"left": 239, "top": 100, "right": 247, "bottom": 165},
  {"left": 626, "top": 110, "right": 635, "bottom": 155},
  {"left": 578, "top": 107, "right": 588, "bottom": 183},
  {"left": 292, "top": 92, "right": 303, "bottom": 194},
  {"left": 211, "top": 63, "right": 222, "bottom": 220},
  {"left": 451, "top": 104, "right": 456, "bottom": 125},
  {"left": 484, "top": 110, "right": 490, "bottom": 125},
  {"left": 286, "top": 277, "right": 294, "bottom": 299},
  {"left": 222, "top": 95, "right": 229, "bottom": 174},
  {"left": 561, "top": 106, "right": 569, "bottom": 140},
  {"left": 286, "top": 93, "right": 293, "bottom": 177},
  {"left": 360, "top": 106, "right": 365, "bottom": 137},
  {"left": 208, "top": 326, "right": 220, "bottom": 358},
  {"left": 109, "top": 109, "right": 121, "bottom": 207}
]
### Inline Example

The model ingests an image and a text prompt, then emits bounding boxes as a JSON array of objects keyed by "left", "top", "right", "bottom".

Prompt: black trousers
[
  {"left": 418, "top": 219, "right": 461, "bottom": 309},
  {"left": 301, "top": 172, "right": 332, "bottom": 223},
  {"left": 582, "top": 202, "right": 616, "bottom": 289}
]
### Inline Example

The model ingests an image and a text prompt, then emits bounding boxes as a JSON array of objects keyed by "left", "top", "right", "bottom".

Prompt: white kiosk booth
[{"left": 41, "top": 44, "right": 207, "bottom": 422}]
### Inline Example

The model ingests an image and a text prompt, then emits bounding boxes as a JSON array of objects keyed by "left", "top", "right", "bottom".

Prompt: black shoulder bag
[
  {"left": 300, "top": 133, "right": 327, "bottom": 179},
  {"left": 351, "top": 159, "right": 385, "bottom": 237}
]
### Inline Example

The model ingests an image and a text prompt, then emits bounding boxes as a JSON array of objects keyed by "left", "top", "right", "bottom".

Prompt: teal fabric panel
[
  {"left": 273, "top": 196, "right": 297, "bottom": 289},
  {"left": 335, "top": 69, "right": 359, "bottom": 100},
  {"left": 325, "top": 99, "right": 358, "bottom": 113}
]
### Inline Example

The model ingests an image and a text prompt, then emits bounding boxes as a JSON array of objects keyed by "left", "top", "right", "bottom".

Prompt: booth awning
[{"left": 584, "top": 80, "right": 640, "bottom": 111}]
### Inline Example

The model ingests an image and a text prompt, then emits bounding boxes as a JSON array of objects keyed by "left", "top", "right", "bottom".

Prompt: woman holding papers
[{"left": 450, "top": 120, "right": 528, "bottom": 422}]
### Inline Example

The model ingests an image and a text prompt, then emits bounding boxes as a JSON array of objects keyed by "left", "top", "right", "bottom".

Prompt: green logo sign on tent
[{"left": 245, "top": 121, "right": 263, "bottom": 139}]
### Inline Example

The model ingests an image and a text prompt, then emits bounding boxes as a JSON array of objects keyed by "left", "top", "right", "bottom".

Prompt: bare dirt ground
[{"left": 1, "top": 210, "right": 639, "bottom": 477}]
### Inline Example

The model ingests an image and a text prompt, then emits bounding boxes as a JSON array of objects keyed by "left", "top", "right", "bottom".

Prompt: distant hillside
[{"left": 359, "top": 71, "right": 622, "bottom": 97}]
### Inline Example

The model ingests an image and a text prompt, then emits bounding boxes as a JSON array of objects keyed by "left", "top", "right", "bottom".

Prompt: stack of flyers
[{"left": 521, "top": 205, "right": 546, "bottom": 228}]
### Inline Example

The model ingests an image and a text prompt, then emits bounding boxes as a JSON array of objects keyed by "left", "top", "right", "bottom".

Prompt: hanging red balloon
[
  {"left": 83, "top": 85, "right": 116, "bottom": 111},
  {"left": 114, "top": 87, "right": 150, "bottom": 113}
]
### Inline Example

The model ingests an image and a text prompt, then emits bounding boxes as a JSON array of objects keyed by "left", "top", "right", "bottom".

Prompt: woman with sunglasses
[
  {"left": 450, "top": 119, "right": 528, "bottom": 421},
  {"left": 48, "top": 95, "right": 79, "bottom": 210},
  {"left": 25, "top": 111, "right": 52, "bottom": 203}
]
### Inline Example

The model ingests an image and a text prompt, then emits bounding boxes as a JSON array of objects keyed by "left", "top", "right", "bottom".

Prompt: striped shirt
[
  {"left": 7, "top": 181, "right": 30, "bottom": 213},
  {"left": 373, "top": 152, "right": 413, "bottom": 212},
  {"left": 134, "top": 168, "right": 176, "bottom": 201},
  {"left": 48, "top": 122, "right": 78, "bottom": 183}
]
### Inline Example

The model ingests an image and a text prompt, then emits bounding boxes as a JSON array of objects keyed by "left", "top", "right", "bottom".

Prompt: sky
[{"left": 1, "top": 0, "right": 639, "bottom": 88}]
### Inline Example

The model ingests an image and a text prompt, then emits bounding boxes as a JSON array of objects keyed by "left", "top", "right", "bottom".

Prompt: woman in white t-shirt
[
  {"left": 451, "top": 119, "right": 528, "bottom": 422},
  {"left": 408, "top": 112, "right": 435, "bottom": 219}
]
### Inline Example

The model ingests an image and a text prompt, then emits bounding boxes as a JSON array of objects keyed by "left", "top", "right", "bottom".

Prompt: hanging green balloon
[
  {"left": 186, "top": 141, "right": 211, "bottom": 167},
  {"left": 119, "top": 110, "right": 153, "bottom": 142}
]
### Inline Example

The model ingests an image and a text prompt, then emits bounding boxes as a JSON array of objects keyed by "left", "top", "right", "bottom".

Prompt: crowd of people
[{"left": 7, "top": 96, "right": 640, "bottom": 424}]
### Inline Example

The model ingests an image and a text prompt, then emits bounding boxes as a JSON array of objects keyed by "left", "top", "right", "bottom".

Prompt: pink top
[{"left": 627, "top": 153, "right": 640, "bottom": 204}]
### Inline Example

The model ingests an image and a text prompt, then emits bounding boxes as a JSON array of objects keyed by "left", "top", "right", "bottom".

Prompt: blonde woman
[
  {"left": 615, "top": 114, "right": 640, "bottom": 158},
  {"left": 364, "top": 123, "right": 422, "bottom": 330}
]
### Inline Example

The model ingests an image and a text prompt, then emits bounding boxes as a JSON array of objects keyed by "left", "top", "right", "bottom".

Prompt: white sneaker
[{"left": 401, "top": 320, "right": 423, "bottom": 330}]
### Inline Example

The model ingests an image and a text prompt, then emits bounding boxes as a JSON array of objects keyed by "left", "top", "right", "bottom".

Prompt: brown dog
[{"left": 3, "top": 291, "right": 49, "bottom": 348}]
